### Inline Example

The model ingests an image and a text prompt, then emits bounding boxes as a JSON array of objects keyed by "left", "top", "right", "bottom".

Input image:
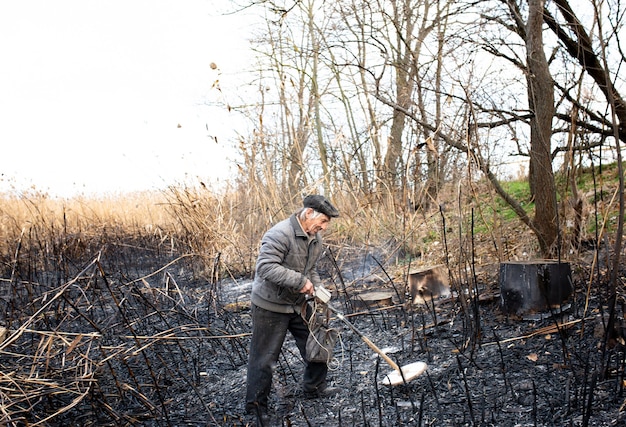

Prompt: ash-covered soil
[
  {"left": 207, "top": 279, "right": 625, "bottom": 427},
  {"left": 2, "top": 246, "right": 625, "bottom": 426}
]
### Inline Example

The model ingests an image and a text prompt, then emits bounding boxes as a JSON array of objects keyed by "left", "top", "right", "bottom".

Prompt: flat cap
[{"left": 303, "top": 194, "right": 339, "bottom": 218}]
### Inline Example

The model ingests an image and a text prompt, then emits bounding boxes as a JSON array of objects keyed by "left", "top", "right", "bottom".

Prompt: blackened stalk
[
  {"left": 532, "top": 380, "right": 538, "bottom": 426},
  {"left": 424, "top": 292, "right": 438, "bottom": 330},
  {"left": 419, "top": 306, "right": 429, "bottom": 358},
  {"left": 493, "top": 331, "right": 513, "bottom": 398},
  {"left": 360, "top": 390, "right": 370, "bottom": 427},
  {"left": 374, "top": 358, "right": 383, "bottom": 427},
  {"left": 325, "top": 246, "right": 353, "bottom": 313},
  {"left": 582, "top": 371, "right": 597, "bottom": 427},
  {"left": 470, "top": 208, "right": 481, "bottom": 348},
  {"left": 372, "top": 255, "right": 408, "bottom": 324},
  {"left": 456, "top": 354, "right": 476, "bottom": 424},
  {"left": 418, "top": 392, "right": 425, "bottom": 426},
  {"left": 300, "top": 403, "right": 313, "bottom": 427},
  {"left": 425, "top": 371, "right": 444, "bottom": 421}
]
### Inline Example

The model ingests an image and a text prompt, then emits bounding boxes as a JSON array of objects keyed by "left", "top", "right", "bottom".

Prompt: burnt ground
[{"left": 1, "top": 245, "right": 625, "bottom": 426}]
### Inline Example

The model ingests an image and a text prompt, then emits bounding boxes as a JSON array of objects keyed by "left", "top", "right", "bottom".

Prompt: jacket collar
[{"left": 290, "top": 214, "right": 316, "bottom": 241}]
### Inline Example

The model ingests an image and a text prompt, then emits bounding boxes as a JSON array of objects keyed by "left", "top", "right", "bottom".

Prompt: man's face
[{"left": 302, "top": 209, "right": 331, "bottom": 235}]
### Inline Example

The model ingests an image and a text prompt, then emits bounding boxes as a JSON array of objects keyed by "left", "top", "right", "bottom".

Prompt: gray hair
[{"left": 297, "top": 207, "right": 325, "bottom": 221}]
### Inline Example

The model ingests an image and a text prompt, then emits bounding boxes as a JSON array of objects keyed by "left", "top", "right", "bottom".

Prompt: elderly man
[{"left": 245, "top": 195, "right": 340, "bottom": 423}]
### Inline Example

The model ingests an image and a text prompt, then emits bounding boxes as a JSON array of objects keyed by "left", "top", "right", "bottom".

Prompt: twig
[{"left": 483, "top": 317, "right": 594, "bottom": 346}]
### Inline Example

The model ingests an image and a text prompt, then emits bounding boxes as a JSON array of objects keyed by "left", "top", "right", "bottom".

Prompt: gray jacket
[{"left": 250, "top": 214, "right": 324, "bottom": 313}]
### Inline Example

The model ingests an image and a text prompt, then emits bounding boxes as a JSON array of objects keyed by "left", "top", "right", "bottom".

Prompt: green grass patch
[{"left": 496, "top": 180, "right": 533, "bottom": 220}]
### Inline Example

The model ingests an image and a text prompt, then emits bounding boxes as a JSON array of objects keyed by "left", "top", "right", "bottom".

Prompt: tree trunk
[
  {"left": 379, "top": 0, "right": 417, "bottom": 193},
  {"left": 308, "top": 4, "right": 330, "bottom": 193},
  {"left": 526, "top": 0, "right": 558, "bottom": 257},
  {"left": 381, "top": 54, "right": 411, "bottom": 192}
]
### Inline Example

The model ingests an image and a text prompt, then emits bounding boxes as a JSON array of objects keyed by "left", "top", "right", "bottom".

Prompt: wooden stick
[
  {"left": 483, "top": 317, "right": 594, "bottom": 346},
  {"left": 326, "top": 304, "right": 401, "bottom": 372}
]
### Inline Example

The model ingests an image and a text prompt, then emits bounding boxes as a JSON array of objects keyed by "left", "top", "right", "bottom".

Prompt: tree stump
[
  {"left": 499, "top": 260, "right": 572, "bottom": 315},
  {"left": 408, "top": 264, "right": 450, "bottom": 304}
]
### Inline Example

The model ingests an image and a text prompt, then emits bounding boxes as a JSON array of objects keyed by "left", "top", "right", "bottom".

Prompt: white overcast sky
[{"left": 0, "top": 0, "right": 256, "bottom": 197}]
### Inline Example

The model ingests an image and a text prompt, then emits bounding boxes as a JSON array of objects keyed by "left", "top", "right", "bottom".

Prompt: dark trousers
[{"left": 245, "top": 303, "right": 328, "bottom": 413}]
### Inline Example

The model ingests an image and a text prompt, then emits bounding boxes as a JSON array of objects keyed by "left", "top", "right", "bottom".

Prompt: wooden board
[{"left": 352, "top": 291, "right": 394, "bottom": 308}]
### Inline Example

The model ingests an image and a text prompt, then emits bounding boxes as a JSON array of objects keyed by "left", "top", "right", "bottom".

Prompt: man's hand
[{"left": 299, "top": 279, "right": 315, "bottom": 295}]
